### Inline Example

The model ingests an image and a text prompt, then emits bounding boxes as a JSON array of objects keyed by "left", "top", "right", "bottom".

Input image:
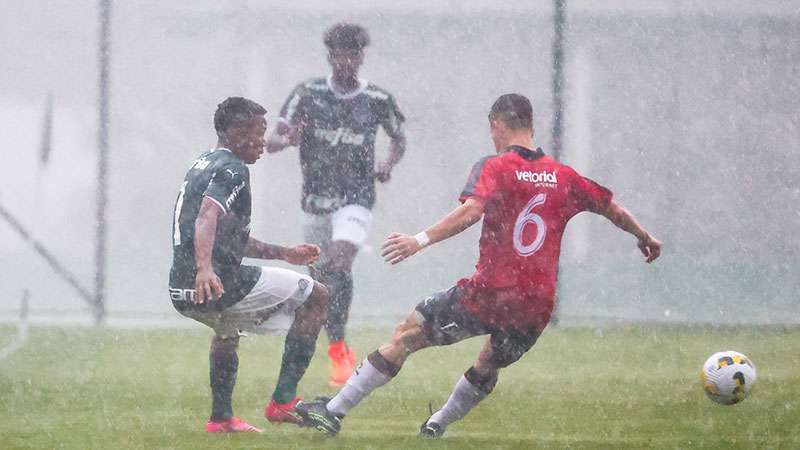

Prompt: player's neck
[
  {"left": 498, "top": 135, "right": 534, "bottom": 153},
  {"left": 216, "top": 139, "right": 238, "bottom": 157},
  {"left": 331, "top": 73, "right": 360, "bottom": 93}
]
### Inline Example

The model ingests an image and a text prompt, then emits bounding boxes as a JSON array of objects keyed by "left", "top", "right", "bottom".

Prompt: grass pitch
[{"left": 1, "top": 324, "right": 798, "bottom": 449}]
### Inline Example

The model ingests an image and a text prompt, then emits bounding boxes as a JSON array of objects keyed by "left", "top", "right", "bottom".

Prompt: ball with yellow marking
[{"left": 701, "top": 350, "right": 757, "bottom": 405}]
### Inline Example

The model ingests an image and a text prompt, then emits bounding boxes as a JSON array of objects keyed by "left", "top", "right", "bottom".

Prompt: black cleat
[
  {"left": 419, "top": 402, "right": 445, "bottom": 438},
  {"left": 295, "top": 397, "right": 342, "bottom": 436},
  {"left": 419, "top": 419, "right": 445, "bottom": 438}
]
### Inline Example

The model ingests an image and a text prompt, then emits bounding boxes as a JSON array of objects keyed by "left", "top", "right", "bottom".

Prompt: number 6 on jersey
[{"left": 513, "top": 193, "right": 547, "bottom": 257}]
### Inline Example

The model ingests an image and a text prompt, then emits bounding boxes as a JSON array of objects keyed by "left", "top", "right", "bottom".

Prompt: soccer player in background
[
  {"left": 267, "top": 23, "right": 407, "bottom": 386},
  {"left": 169, "top": 97, "right": 330, "bottom": 432},
  {"left": 297, "top": 94, "right": 662, "bottom": 437}
]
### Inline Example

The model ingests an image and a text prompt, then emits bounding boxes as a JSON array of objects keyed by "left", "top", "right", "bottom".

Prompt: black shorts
[{"left": 414, "top": 285, "right": 540, "bottom": 368}]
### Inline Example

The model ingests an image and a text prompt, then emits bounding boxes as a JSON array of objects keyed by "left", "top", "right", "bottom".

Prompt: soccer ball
[{"left": 701, "top": 351, "right": 757, "bottom": 405}]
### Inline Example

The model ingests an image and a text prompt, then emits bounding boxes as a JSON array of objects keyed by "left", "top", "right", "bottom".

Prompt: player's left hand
[
  {"left": 637, "top": 233, "right": 662, "bottom": 263},
  {"left": 284, "top": 244, "right": 321, "bottom": 265},
  {"left": 375, "top": 160, "right": 393, "bottom": 183},
  {"left": 381, "top": 232, "right": 421, "bottom": 265}
]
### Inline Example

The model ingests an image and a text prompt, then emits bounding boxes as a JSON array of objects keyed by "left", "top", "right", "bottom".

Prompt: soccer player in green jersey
[
  {"left": 267, "top": 23, "right": 407, "bottom": 386},
  {"left": 169, "top": 97, "right": 329, "bottom": 432}
]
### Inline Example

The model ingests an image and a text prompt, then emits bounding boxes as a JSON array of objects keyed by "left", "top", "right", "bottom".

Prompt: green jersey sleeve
[
  {"left": 279, "top": 83, "right": 312, "bottom": 125},
  {"left": 203, "top": 164, "right": 247, "bottom": 214},
  {"left": 380, "top": 94, "right": 406, "bottom": 139}
]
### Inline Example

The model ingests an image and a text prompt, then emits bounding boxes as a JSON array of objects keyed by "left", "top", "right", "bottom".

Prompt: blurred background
[{"left": 0, "top": 0, "right": 797, "bottom": 327}]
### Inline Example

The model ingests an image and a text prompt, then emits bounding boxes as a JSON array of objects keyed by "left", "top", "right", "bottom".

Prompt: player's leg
[
  {"left": 323, "top": 240, "right": 357, "bottom": 367},
  {"left": 326, "top": 310, "right": 433, "bottom": 412},
  {"left": 214, "top": 266, "right": 326, "bottom": 425},
  {"left": 208, "top": 335, "right": 240, "bottom": 421},
  {"left": 268, "top": 280, "right": 329, "bottom": 422},
  {"left": 298, "top": 285, "right": 479, "bottom": 435},
  {"left": 175, "top": 308, "right": 262, "bottom": 433},
  {"left": 421, "top": 328, "right": 540, "bottom": 438},
  {"left": 296, "top": 310, "right": 433, "bottom": 435},
  {"left": 302, "top": 210, "right": 357, "bottom": 385},
  {"left": 321, "top": 205, "right": 373, "bottom": 386}
]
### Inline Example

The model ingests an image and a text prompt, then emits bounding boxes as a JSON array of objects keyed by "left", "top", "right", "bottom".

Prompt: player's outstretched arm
[
  {"left": 601, "top": 201, "right": 662, "bottom": 263},
  {"left": 194, "top": 197, "right": 226, "bottom": 303},
  {"left": 266, "top": 120, "right": 303, "bottom": 153},
  {"left": 381, "top": 198, "right": 484, "bottom": 265},
  {"left": 245, "top": 237, "right": 320, "bottom": 265},
  {"left": 375, "top": 131, "right": 406, "bottom": 183}
]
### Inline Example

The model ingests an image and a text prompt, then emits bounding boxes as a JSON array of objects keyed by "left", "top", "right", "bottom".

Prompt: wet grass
[{"left": 0, "top": 324, "right": 798, "bottom": 449}]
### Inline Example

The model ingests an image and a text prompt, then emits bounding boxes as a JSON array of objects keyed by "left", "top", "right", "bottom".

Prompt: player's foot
[
  {"left": 419, "top": 419, "right": 445, "bottom": 438},
  {"left": 265, "top": 396, "right": 304, "bottom": 425},
  {"left": 328, "top": 341, "right": 356, "bottom": 387},
  {"left": 295, "top": 398, "right": 342, "bottom": 436},
  {"left": 205, "top": 417, "right": 263, "bottom": 433}
]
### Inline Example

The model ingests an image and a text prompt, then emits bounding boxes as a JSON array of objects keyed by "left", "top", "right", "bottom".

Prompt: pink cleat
[
  {"left": 205, "top": 416, "right": 263, "bottom": 433},
  {"left": 265, "top": 397, "right": 304, "bottom": 425}
]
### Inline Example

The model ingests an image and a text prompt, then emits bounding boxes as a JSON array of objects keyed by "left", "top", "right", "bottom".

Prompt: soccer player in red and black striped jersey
[{"left": 297, "top": 93, "right": 662, "bottom": 437}]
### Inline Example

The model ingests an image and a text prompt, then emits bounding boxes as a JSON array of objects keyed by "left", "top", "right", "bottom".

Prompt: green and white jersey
[
  {"left": 169, "top": 148, "right": 261, "bottom": 310},
  {"left": 279, "top": 75, "right": 405, "bottom": 214}
]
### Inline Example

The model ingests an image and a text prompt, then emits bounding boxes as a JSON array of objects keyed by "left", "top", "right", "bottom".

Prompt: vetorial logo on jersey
[
  {"left": 515, "top": 170, "right": 558, "bottom": 188},
  {"left": 314, "top": 127, "right": 365, "bottom": 146}
]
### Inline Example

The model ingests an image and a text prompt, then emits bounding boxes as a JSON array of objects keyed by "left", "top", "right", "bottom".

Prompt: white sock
[
  {"left": 429, "top": 375, "right": 488, "bottom": 427},
  {"left": 326, "top": 358, "right": 392, "bottom": 417}
]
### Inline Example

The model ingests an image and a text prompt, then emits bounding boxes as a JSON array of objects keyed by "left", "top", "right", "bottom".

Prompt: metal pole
[
  {"left": 95, "top": 0, "right": 111, "bottom": 325},
  {"left": 551, "top": 0, "right": 566, "bottom": 161},
  {"left": 0, "top": 202, "right": 95, "bottom": 304},
  {"left": 550, "top": 0, "right": 567, "bottom": 327}
]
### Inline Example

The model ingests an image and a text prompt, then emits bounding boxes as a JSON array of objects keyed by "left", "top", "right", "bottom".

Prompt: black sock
[
  {"left": 272, "top": 334, "right": 317, "bottom": 404},
  {"left": 209, "top": 341, "right": 238, "bottom": 421},
  {"left": 323, "top": 270, "right": 353, "bottom": 343}
]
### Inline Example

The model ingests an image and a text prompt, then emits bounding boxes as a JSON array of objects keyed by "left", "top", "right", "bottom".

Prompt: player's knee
[
  {"left": 391, "top": 322, "right": 427, "bottom": 355},
  {"left": 328, "top": 241, "right": 357, "bottom": 272},
  {"left": 211, "top": 334, "right": 239, "bottom": 353},
  {"left": 308, "top": 281, "right": 329, "bottom": 310},
  {"left": 465, "top": 366, "right": 499, "bottom": 395}
]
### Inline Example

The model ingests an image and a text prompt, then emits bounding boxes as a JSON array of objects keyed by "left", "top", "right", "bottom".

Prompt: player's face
[
  {"left": 228, "top": 116, "right": 267, "bottom": 164},
  {"left": 328, "top": 47, "right": 363, "bottom": 78}
]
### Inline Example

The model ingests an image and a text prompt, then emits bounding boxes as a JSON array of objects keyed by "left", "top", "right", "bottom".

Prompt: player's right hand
[
  {"left": 381, "top": 232, "right": 421, "bottom": 265},
  {"left": 194, "top": 268, "right": 225, "bottom": 304},
  {"left": 637, "top": 234, "right": 662, "bottom": 263}
]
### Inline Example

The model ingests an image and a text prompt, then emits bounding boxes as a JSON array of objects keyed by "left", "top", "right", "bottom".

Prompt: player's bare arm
[
  {"left": 266, "top": 120, "right": 304, "bottom": 153},
  {"left": 375, "top": 130, "right": 406, "bottom": 183},
  {"left": 601, "top": 201, "right": 662, "bottom": 263},
  {"left": 244, "top": 237, "right": 321, "bottom": 265},
  {"left": 381, "top": 198, "right": 485, "bottom": 265},
  {"left": 194, "top": 197, "right": 226, "bottom": 304}
]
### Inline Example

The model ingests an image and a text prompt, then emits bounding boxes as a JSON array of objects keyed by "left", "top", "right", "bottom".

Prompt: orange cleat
[
  {"left": 328, "top": 341, "right": 356, "bottom": 387},
  {"left": 265, "top": 396, "right": 304, "bottom": 425},
  {"left": 205, "top": 416, "right": 263, "bottom": 433}
]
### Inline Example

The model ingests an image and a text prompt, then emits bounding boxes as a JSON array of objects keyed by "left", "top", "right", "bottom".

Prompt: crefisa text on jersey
[{"left": 515, "top": 169, "right": 558, "bottom": 188}]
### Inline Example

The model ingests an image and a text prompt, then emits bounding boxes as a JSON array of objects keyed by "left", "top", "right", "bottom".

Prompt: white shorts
[
  {"left": 181, "top": 267, "right": 314, "bottom": 338},
  {"left": 303, "top": 204, "right": 373, "bottom": 249}
]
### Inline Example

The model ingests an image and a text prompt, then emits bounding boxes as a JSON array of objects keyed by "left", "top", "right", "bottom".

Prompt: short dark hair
[
  {"left": 489, "top": 93, "right": 533, "bottom": 130},
  {"left": 213, "top": 97, "right": 266, "bottom": 136},
  {"left": 324, "top": 23, "right": 370, "bottom": 50}
]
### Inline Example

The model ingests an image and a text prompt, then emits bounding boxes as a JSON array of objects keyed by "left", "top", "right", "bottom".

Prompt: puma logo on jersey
[
  {"left": 515, "top": 170, "right": 558, "bottom": 186},
  {"left": 314, "top": 127, "right": 365, "bottom": 146}
]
